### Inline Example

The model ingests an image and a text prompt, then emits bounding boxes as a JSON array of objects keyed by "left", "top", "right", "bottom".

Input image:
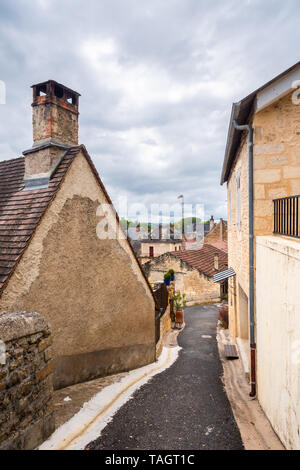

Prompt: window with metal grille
[{"left": 273, "top": 195, "right": 300, "bottom": 238}]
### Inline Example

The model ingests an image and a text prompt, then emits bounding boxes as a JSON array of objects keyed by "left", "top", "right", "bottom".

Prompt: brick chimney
[
  {"left": 214, "top": 253, "right": 219, "bottom": 271},
  {"left": 23, "top": 80, "right": 80, "bottom": 189},
  {"left": 210, "top": 215, "right": 214, "bottom": 232}
]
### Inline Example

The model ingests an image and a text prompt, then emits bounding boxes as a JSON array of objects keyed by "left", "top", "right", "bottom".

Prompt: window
[
  {"left": 149, "top": 246, "right": 154, "bottom": 257},
  {"left": 236, "top": 170, "right": 241, "bottom": 230}
]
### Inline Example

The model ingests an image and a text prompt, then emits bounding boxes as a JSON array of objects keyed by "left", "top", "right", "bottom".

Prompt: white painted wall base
[{"left": 256, "top": 235, "right": 300, "bottom": 450}]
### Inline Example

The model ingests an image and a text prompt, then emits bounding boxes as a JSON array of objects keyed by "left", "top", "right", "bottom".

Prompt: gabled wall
[{"left": 0, "top": 151, "right": 155, "bottom": 389}]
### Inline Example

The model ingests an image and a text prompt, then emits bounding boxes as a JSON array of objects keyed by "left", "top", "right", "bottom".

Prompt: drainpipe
[{"left": 233, "top": 120, "right": 256, "bottom": 398}]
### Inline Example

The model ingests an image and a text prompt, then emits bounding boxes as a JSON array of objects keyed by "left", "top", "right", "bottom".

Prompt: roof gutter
[{"left": 233, "top": 120, "right": 256, "bottom": 398}]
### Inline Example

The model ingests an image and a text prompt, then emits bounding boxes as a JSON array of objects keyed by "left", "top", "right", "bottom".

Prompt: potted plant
[
  {"left": 219, "top": 304, "right": 229, "bottom": 329},
  {"left": 169, "top": 269, "right": 175, "bottom": 281},
  {"left": 172, "top": 291, "right": 187, "bottom": 325},
  {"left": 164, "top": 272, "right": 171, "bottom": 286}
]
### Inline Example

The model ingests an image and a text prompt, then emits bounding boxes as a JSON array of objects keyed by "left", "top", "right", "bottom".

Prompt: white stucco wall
[{"left": 256, "top": 235, "right": 300, "bottom": 450}]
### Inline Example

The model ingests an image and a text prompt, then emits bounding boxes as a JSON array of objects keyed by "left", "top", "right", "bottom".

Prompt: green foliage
[
  {"left": 174, "top": 217, "right": 202, "bottom": 230},
  {"left": 164, "top": 272, "right": 171, "bottom": 280},
  {"left": 171, "top": 291, "right": 187, "bottom": 310},
  {"left": 120, "top": 218, "right": 132, "bottom": 230}
]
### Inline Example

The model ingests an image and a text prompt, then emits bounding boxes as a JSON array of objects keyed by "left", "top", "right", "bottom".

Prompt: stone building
[
  {"left": 139, "top": 224, "right": 183, "bottom": 264},
  {"left": 221, "top": 62, "right": 300, "bottom": 449},
  {"left": 204, "top": 218, "right": 227, "bottom": 247},
  {"left": 0, "top": 80, "right": 156, "bottom": 390},
  {"left": 143, "top": 244, "right": 228, "bottom": 305}
]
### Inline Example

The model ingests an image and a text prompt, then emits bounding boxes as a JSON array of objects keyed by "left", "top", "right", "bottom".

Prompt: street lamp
[{"left": 177, "top": 194, "right": 184, "bottom": 237}]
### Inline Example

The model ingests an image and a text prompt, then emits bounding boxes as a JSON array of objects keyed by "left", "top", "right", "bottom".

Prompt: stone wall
[
  {"left": 227, "top": 136, "right": 250, "bottom": 341},
  {"left": 227, "top": 90, "right": 300, "bottom": 343},
  {"left": 144, "top": 254, "right": 220, "bottom": 306},
  {"left": 253, "top": 91, "right": 300, "bottom": 235},
  {"left": 0, "top": 311, "right": 55, "bottom": 450},
  {"left": 156, "top": 305, "right": 172, "bottom": 358}
]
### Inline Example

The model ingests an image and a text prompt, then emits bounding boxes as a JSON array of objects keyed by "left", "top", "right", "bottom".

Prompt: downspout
[{"left": 233, "top": 120, "right": 256, "bottom": 398}]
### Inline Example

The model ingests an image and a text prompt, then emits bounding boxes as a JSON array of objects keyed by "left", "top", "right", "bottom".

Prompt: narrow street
[{"left": 88, "top": 305, "right": 244, "bottom": 450}]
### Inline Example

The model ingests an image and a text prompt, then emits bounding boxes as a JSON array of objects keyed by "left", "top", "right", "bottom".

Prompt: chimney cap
[
  {"left": 31, "top": 80, "right": 81, "bottom": 96},
  {"left": 31, "top": 80, "right": 81, "bottom": 109}
]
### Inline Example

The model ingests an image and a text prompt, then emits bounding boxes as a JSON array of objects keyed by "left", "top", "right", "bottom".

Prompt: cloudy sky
[{"left": 0, "top": 0, "right": 299, "bottom": 221}]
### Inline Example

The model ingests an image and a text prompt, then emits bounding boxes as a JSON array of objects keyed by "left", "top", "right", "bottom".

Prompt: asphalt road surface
[{"left": 88, "top": 305, "right": 244, "bottom": 450}]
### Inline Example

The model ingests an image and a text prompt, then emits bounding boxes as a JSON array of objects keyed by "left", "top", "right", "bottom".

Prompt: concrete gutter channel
[{"left": 39, "top": 332, "right": 182, "bottom": 451}]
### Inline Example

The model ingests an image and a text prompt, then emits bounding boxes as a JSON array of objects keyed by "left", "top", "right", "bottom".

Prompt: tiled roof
[
  {"left": 172, "top": 244, "right": 228, "bottom": 278},
  {"left": 0, "top": 145, "right": 155, "bottom": 301},
  {"left": 0, "top": 147, "right": 81, "bottom": 291}
]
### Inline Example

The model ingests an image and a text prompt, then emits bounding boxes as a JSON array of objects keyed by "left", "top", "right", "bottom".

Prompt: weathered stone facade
[{"left": 0, "top": 311, "right": 54, "bottom": 450}]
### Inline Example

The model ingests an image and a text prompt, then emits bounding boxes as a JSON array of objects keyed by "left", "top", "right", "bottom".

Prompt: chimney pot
[
  {"left": 214, "top": 253, "right": 219, "bottom": 271},
  {"left": 23, "top": 80, "right": 81, "bottom": 189},
  {"left": 31, "top": 80, "right": 80, "bottom": 147}
]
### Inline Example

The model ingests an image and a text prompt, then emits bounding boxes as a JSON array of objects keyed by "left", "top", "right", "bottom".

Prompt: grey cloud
[{"left": 0, "top": 0, "right": 299, "bottom": 222}]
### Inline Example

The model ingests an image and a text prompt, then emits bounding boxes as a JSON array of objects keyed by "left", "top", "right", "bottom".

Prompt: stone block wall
[
  {"left": 0, "top": 311, "right": 55, "bottom": 450},
  {"left": 253, "top": 91, "right": 300, "bottom": 236},
  {"left": 227, "top": 90, "right": 300, "bottom": 341}
]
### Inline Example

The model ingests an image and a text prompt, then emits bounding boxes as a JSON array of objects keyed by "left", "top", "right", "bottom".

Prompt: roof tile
[
  {"left": 0, "top": 148, "right": 79, "bottom": 291},
  {"left": 172, "top": 244, "right": 228, "bottom": 278}
]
